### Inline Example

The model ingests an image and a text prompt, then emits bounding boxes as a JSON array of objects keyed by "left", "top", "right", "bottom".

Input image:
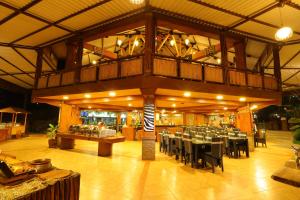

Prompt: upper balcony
[{"left": 33, "top": 21, "right": 281, "bottom": 99}]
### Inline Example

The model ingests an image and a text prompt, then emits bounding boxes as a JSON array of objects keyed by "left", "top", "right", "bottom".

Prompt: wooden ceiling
[
  {"left": 34, "top": 88, "right": 277, "bottom": 113},
  {"left": 0, "top": 0, "right": 299, "bottom": 90}
]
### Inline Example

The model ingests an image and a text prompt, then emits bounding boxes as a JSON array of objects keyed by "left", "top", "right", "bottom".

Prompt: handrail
[{"left": 41, "top": 54, "right": 144, "bottom": 77}]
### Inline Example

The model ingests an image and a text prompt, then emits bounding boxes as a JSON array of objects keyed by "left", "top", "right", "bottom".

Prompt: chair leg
[{"left": 212, "top": 160, "right": 215, "bottom": 173}]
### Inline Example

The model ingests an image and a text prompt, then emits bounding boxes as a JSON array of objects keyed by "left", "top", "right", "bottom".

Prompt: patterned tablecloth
[{"left": 0, "top": 155, "right": 80, "bottom": 200}]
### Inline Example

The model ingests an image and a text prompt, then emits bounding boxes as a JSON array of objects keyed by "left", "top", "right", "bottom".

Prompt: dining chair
[
  {"left": 203, "top": 142, "right": 224, "bottom": 173},
  {"left": 183, "top": 139, "right": 193, "bottom": 166},
  {"left": 163, "top": 134, "right": 169, "bottom": 154}
]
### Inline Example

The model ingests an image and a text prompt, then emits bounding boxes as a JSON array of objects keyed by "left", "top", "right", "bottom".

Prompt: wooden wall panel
[
  {"left": 264, "top": 76, "right": 277, "bottom": 90},
  {"left": 121, "top": 58, "right": 142, "bottom": 77},
  {"left": 153, "top": 58, "right": 177, "bottom": 77},
  {"left": 61, "top": 71, "right": 75, "bottom": 86},
  {"left": 98, "top": 63, "right": 118, "bottom": 80},
  {"left": 37, "top": 76, "right": 47, "bottom": 89},
  {"left": 180, "top": 62, "right": 202, "bottom": 80},
  {"left": 59, "top": 104, "right": 82, "bottom": 133},
  {"left": 229, "top": 70, "right": 246, "bottom": 86},
  {"left": 47, "top": 74, "right": 61, "bottom": 87},
  {"left": 205, "top": 66, "right": 223, "bottom": 83},
  {"left": 80, "top": 66, "right": 97, "bottom": 83},
  {"left": 247, "top": 74, "right": 262, "bottom": 88}
]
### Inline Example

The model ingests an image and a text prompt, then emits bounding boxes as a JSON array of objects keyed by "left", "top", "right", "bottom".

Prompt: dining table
[
  {"left": 228, "top": 137, "right": 249, "bottom": 158},
  {"left": 191, "top": 139, "right": 212, "bottom": 168}
]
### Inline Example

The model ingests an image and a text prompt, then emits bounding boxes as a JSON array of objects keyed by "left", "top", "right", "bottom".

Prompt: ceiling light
[
  {"left": 84, "top": 94, "right": 91, "bottom": 98},
  {"left": 128, "top": 103, "right": 132, "bottom": 107},
  {"left": 63, "top": 96, "right": 69, "bottom": 100},
  {"left": 216, "top": 95, "right": 223, "bottom": 100},
  {"left": 117, "top": 39, "right": 123, "bottom": 46},
  {"left": 127, "top": 96, "right": 133, "bottom": 101},
  {"left": 168, "top": 97, "right": 176, "bottom": 101},
  {"left": 224, "top": 107, "right": 228, "bottom": 110},
  {"left": 172, "top": 103, "right": 176, "bottom": 107},
  {"left": 129, "top": 0, "right": 144, "bottom": 4},
  {"left": 88, "top": 106, "right": 92, "bottom": 109},
  {"left": 185, "top": 38, "right": 190, "bottom": 46},
  {"left": 183, "top": 91, "right": 191, "bottom": 97},
  {"left": 250, "top": 105, "right": 258, "bottom": 110},
  {"left": 104, "top": 98, "right": 110, "bottom": 102},
  {"left": 161, "top": 109, "right": 166, "bottom": 113},
  {"left": 275, "top": 26, "right": 293, "bottom": 41},
  {"left": 92, "top": 60, "right": 97, "bottom": 65},
  {"left": 108, "top": 91, "right": 116, "bottom": 97},
  {"left": 239, "top": 97, "right": 246, "bottom": 102},
  {"left": 172, "top": 110, "right": 177, "bottom": 113},
  {"left": 170, "top": 39, "right": 175, "bottom": 46},
  {"left": 134, "top": 40, "right": 139, "bottom": 46},
  {"left": 216, "top": 58, "right": 221, "bottom": 64}
]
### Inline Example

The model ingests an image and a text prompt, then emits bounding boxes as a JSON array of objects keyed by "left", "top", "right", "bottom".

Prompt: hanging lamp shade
[{"left": 275, "top": 26, "right": 293, "bottom": 41}]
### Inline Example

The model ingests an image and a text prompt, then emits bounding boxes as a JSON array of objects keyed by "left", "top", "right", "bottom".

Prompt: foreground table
[
  {"left": 0, "top": 155, "right": 80, "bottom": 200},
  {"left": 56, "top": 133, "right": 125, "bottom": 157}
]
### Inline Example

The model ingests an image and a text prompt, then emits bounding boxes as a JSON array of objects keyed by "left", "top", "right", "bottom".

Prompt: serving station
[{"left": 0, "top": 153, "right": 80, "bottom": 200}]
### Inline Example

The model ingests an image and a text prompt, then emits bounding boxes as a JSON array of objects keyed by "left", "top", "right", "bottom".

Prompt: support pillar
[
  {"left": 273, "top": 44, "right": 282, "bottom": 91},
  {"left": 58, "top": 103, "right": 82, "bottom": 133},
  {"left": 236, "top": 105, "right": 254, "bottom": 151},
  {"left": 220, "top": 32, "right": 228, "bottom": 84},
  {"left": 234, "top": 39, "right": 247, "bottom": 69},
  {"left": 144, "top": 12, "right": 156, "bottom": 75},
  {"left": 65, "top": 37, "right": 83, "bottom": 83},
  {"left": 34, "top": 48, "right": 43, "bottom": 89},
  {"left": 141, "top": 88, "right": 156, "bottom": 160}
]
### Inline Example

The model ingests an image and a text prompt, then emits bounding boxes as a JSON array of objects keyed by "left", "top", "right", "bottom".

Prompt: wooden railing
[
  {"left": 37, "top": 55, "right": 143, "bottom": 89},
  {"left": 153, "top": 55, "right": 279, "bottom": 91},
  {"left": 36, "top": 54, "right": 279, "bottom": 91}
]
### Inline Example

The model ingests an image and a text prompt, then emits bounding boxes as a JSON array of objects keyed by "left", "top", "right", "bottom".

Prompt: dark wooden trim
[
  {"left": 144, "top": 12, "right": 156, "bottom": 75},
  {"left": 281, "top": 50, "right": 300, "bottom": 69},
  {"left": 0, "top": 0, "right": 42, "bottom": 25},
  {"left": 34, "top": 48, "right": 43, "bottom": 89},
  {"left": 42, "top": 55, "right": 56, "bottom": 71},
  {"left": 12, "top": 47, "right": 36, "bottom": 69},
  {"left": 283, "top": 70, "right": 300, "bottom": 83},
  {"left": 220, "top": 32, "right": 228, "bottom": 84},
  {"left": 229, "top": 2, "right": 280, "bottom": 29},
  {"left": 272, "top": 45, "right": 281, "bottom": 91},
  {"left": 0, "top": 42, "right": 36, "bottom": 49},
  {"left": 286, "top": 1, "right": 300, "bottom": 11},
  {"left": 0, "top": 56, "right": 34, "bottom": 79}
]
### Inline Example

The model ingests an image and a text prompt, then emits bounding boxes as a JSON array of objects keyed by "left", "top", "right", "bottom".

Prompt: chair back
[
  {"left": 211, "top": 142, "right": 223, "bottom": 158},
  {"left": 183, "top": 133, "right": 192, "bottom": 139},
  {"left": 159, "top": 133, "right": 164, "bottom": 143},
  {"left": 163, "top": 134, "right": 169, "bottom": 145},
  {"left": 183, "top": 139, "right": 192, "bottom": 154},
  {"left": 212, "top": 137, "right": 222, "bottom": 142},
  {"left": 195, "top": 135, "right": 204, "bottom": 140},
  {"left": 175, "top": 137, "right": 182, "bottom": 149}
]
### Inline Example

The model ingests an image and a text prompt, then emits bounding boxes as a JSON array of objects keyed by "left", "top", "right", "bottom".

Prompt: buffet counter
[{"left": 0, "top": 155, "right": 80, "bottom": 200}]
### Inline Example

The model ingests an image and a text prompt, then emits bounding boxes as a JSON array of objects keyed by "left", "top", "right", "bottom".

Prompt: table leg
[
  {"left": 233, "top": 142, "right": 238, "bottom": 158},
  {"left": 246, "top": 140, "right": 249, "bottom": 157},
  {"left": 98, "top": 142, "right": 112, "bottom": 157}
]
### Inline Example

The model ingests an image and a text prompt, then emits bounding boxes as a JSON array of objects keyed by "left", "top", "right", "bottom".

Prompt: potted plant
[
  {"left": 291, "top": 125, "right": 300, "bottom": 145},
  {"left": 47, "top": 124, "right": 58, "bottom": 148}
]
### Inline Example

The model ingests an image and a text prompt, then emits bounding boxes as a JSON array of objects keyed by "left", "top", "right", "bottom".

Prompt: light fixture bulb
[
  {"left": 108, "top": 91, "right": 116, "bottom": 97},
  {"left": 183, "top": 91, "right": 191, "bottom": 97},
  {"left": 84, "top": 94, "right": 91, "bottom": 98},
  {"left": 128, "top": 103, "right": 132, "bottom": 107},
  {"left": 275, "top": 26, "right": 293, "bottom": 41},
  {"left": 216, "top": 58, "right": 221, "bottom": 64},
  {"left": 117, "top": 39, "right": 123, "bottom": 46},
  {"left": 216, "top": 95, "right": 223, "bottom": 100},
  {"left": 92, "top": 60, "right": 97, "bottom": 65},
  {"left": 129, "top": 0, "right": 144, "bottom": 4},
  {"left": 239, "top": 97, "right": 246, "bottom": 102},
  {"left": 134, "top": 40, "right": 139, "bottom": 46},
  {"left": 185, "top": 38, "right": 190, "bottom": 46},
  {"left": 63, "top": 96, "right": 69, "bottom": 100},
  {"left": 170, "top": 39, "right": 175, "bottom": 46}
]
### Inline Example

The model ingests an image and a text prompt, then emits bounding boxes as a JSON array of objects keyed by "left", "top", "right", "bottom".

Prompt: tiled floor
[{"left": 0, "top": 133, "right": 299, "bottom": 200}]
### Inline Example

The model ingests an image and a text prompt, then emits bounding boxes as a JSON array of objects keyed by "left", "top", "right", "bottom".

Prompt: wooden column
[
  {"left": 234, "top": 39, "right": 247, "bottom": 69},
  {"left": 141, "top": 88, "right": 156, "bottom": 160},
  {"left": 220, "top": 32, "right": 228, "bottom": 84},
  {"left": 273, "top": 44, "right": 282, "bottom": 91},
  {"left": 144, "top": 12, "right": 156, "bottom": 75},
  {"left": 65, "top": 37, "right": 83, "bottom": 83},
  {"left": 34, "top": 48, "right": 43, "bottom": 89}
]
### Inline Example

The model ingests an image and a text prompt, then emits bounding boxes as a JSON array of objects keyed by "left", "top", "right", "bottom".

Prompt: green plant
[
  {"left": 292, "top": 125, "right": 300, "bottom": 145},
  {"left": 47, "top": 124, "right": 58, "bottom": 139}
]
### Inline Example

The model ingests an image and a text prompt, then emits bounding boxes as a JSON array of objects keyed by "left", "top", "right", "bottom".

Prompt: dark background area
[{"left": 0, "top": 88, "right": 59, "bottom": 133}]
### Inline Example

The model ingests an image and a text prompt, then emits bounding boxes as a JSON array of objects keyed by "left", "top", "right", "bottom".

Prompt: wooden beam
[
  {"left": 144, "top": 12, "right": 156, "bottom": 75},
  {"left": 0, "top": 42, "right": 36, "bottom": 50},
  {"left": 283, "top": 70, "right": 300, "bottom": 83},
  {"left": 34, "top": 48, "right": 43, "bottom": 89},
  {"left": 0, "top": 68, "right": 32, "bottom": 87},
  {"left": 84, "top": 44, "right": 117, "bottom": 60},
  {"left": 0, "top": 56, "right": 34, "bottom": 79},
  {"left": 0, "top": 0, "right": 42, "bottom": 25},
  {"left": 229, "top": 1, "right": 280, "bottom": 29},
  {"left": 42, "top": 55, "right": 56, "bottom": 71},
  {"left": 12, "top": 47, "right": 36, "bottom": 69},
  {"left": 273, "top": 44, "right": 281, "bottom": 90},
  {"left": 157, "top": 34, "right": 170, "bottom": 52},
  {"left": 281, "top": 50, "right": 300, "bottom": 69}
]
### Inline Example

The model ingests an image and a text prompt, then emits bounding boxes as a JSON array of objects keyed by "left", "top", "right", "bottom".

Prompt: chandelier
[
  {"left": 275, "top": 5, "right": 293, "bottom": 41},
  {"left": 129, "top": 0, "right": 144, "bottom": 4}
]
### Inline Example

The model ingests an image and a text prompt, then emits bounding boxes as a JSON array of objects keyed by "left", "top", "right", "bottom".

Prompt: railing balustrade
[{"left": 36, "top": 54, "right": 279, "bottom": 91}]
